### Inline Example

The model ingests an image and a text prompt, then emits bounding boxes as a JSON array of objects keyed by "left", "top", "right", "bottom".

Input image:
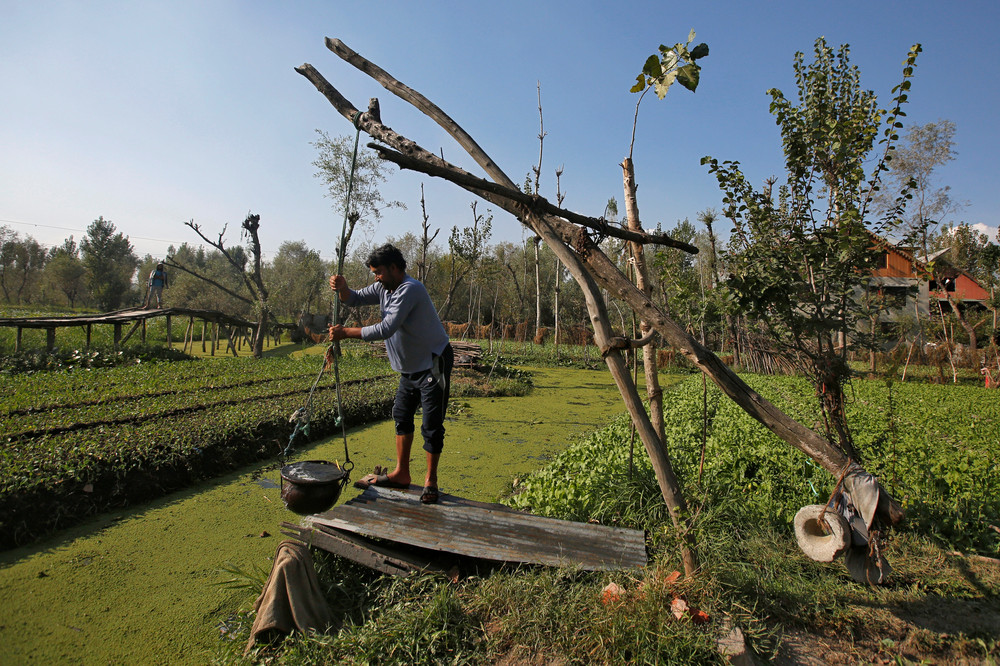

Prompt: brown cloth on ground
[{"left": 244, "top": 539, "right": 333, "bottom": 655}]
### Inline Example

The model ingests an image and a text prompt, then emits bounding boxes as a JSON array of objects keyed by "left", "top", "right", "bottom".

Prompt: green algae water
[{"left": 0, "top": 366, "right": 625, "bottom": 665}]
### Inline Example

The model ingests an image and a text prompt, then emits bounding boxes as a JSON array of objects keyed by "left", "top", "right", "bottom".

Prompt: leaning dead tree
[
  {"left": 169, "top": 213, "right": 272, "bottom": 358},
  {"left": 296, "top": 39, "right": 904, "bottom": 576}
]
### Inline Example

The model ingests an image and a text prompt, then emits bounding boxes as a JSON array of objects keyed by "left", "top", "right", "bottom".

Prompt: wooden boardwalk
[
  {"left": 282, "top": 485, "right": 648, "bottom": 576},
  {"left": 0, "top": 307, "right": 279, "bottom": 354}
]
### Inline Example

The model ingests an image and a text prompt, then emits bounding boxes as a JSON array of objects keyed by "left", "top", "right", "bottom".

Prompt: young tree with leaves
[
  {"left": 626, "top": 30, "right": 709, "bottom": 441},
  {"left": 703, "top": 39, "right": 922, "bottom": 462},
  {"left": 44, "top": 237, "right": 87, "bottom": 308},
  {"left": 312, "top": 130, "right": 404, "bottom": 262},
  {"left": 80, "top": 217, "right": 138, "bottom": 311},
  {"left": 437, "top": 202, "right": 492, "bottom": 322}
]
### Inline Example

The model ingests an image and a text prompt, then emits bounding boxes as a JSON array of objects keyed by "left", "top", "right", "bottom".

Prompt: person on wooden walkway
[
  {"left": 144, "top": 262, "right": 168, "bottom": 308},
  {"left": 328, "top": 244, "right": 452, "bottom": 504}
]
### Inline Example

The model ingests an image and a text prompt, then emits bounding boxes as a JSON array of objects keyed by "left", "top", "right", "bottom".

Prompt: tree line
[{"left": 4, "top": 191, "right": 994, "bottom": 352}]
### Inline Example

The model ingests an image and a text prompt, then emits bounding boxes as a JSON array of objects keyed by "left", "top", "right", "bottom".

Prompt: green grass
[{"left": 5, "top": 314, "right": 997, "bottom": 663}]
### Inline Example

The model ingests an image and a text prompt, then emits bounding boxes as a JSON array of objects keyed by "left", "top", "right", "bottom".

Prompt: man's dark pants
[{"left": 392, "top": 344, "right": 454, "bottom": 454}]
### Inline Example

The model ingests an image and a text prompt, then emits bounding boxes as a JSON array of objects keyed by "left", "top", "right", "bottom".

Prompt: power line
[
  {"left": 0, "top": 217, "right": 341, "bottom": 260},
  {"left": 0, "top": 217, "right": 183, "bottom": 247}
]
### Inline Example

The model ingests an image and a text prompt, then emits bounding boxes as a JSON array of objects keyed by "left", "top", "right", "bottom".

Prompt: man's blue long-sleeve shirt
[{"left": 345, "top": 276, "right": 449, "bottom": 374}]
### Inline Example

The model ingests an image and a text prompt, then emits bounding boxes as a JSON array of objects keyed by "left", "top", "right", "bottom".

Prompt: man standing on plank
[{"left": 328, "top": 243, "right": 452, "bottom": 504}]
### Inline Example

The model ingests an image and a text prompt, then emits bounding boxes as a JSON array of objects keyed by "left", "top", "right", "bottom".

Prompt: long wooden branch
[
  {"left": 162, "top": 258, "right": 252, "bottom": 307},
  {"left": 306, "top": 43, "right": 697, "bottom": 255},
  {"left": 369, "top": 143, "right": 699, "bottom": 253},
  {"left": 323, "top": 37, "right": 515, "bottom": 190}
]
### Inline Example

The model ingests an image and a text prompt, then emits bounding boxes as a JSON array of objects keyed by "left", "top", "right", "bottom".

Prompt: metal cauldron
[{"left": 280, "top": 460, "right": 349, "bottom": 515}]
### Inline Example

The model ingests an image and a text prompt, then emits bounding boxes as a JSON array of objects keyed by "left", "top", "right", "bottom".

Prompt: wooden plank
[
  {"left": 306, "top": 486, "right": 647, "bottom": 571},
  {"left": 280, "top": 522, "right": 443, "bottom": 577}
]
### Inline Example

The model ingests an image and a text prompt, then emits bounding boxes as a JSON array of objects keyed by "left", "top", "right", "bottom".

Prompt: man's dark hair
[{"left": 367, "top": 244, "right": 406, "bottom": 271}]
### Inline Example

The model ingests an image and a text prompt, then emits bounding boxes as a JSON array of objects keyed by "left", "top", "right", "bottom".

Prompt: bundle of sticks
[{"left": 367, "top": 340, "right": 483, "bottom": 367}]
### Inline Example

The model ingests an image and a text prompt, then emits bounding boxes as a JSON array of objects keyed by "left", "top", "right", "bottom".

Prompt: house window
[
  {"left": 931, "top": 276, "right": 957, "bottom": 292},
  {"left": 878, "top": 253, "right": 889, "bottom": 270},
  {"left": 881, "top": 286, "right": 908, "bottom": 309}
]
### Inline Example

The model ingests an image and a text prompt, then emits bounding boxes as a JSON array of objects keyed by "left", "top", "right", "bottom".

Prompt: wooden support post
[
  {"left": 15, "top": 327, "right": 22, "bottom": 353},
  {"left": 120, "top": 320, "right": 142, "bottom": 346},
  {"left": 183, "top": 318, "right": 194, "bottom": 353},
  {"left": 166, "top": 314, "right": 172, "bottom": 349},
  {"left": 225, "top": 326, "right": 239, "bottom": 357},
  {"left": 86, "top": 324, "right": 92, "bottom": 348},
  {"left": 114, "top": 323, "right": 122, "bottom": 349},
  {"left": 201, "top": 320, "right": 207, "bottom": 353},
  {"left": 211, "top": 322, "right": 218, "bottom": 356},
  {"left": 46, "top": 327, "right": 56, "bottom": 351},
  {"left": 141, "top": 319, "right": 146, "bottom": 344}
]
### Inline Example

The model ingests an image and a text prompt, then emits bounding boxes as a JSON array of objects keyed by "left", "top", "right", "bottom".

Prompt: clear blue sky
[{"left": 2, "top": 0, "right": 997, "bottom": 262}]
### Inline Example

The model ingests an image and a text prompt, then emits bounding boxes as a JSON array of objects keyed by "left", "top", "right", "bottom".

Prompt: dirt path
[{"left": 0, "top": 366, "right": 624, "bottom": 665}]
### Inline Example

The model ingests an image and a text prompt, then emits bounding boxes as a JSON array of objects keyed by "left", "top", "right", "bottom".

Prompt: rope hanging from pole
[{"left": 283, "top": 117, "right": 364, "bottom": 477}]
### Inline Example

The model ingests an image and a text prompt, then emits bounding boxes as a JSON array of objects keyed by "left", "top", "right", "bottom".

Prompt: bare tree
[
  {"left": 553, "top": 167, "right": 565, "bottom": 357},
  {"left": 417, "top": 183, "right": 440, "bottom": 283},
  {"left": 437, "top": 202, "right": 491, "bottom": 321},
  {"left": 169, "top": 213, "right": 270, "bottom": 357}
]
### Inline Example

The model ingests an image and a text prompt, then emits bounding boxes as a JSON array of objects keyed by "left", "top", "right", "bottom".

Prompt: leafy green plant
[
  {"left": 510, "top": 372, "right": 999, "bottom": 554},
  {"left": 702, "top": 39, "right": 923, "bottom": 463}
]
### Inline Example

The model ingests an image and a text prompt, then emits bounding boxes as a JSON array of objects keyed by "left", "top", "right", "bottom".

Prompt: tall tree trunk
[
  {"left": 437, "top": 262, "right": 464, "bottom": 321},
  {"left": 945, "top": 292, "right": 978, "bottom": 351},
  {"left": 533, "top": 236, "right": 542, "bottom": 337},
  {"left": 530, "top": 212, "right": 699, "bottom": 575},
  {"left": 553, "top": 257, "right": 561, "bottom": 358},
  {"left": 622, "top": 157, "right": 664, "bottom": 441}
]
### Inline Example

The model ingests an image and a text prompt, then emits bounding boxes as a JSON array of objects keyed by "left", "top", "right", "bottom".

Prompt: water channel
[{"left": 0, "top": 365, "right": 625, "bottom": 665}]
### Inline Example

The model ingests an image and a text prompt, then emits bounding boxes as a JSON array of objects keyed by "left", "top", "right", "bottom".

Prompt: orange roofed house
[{"left": 870, "top": 239, "right": 990, "bottom": 332}]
